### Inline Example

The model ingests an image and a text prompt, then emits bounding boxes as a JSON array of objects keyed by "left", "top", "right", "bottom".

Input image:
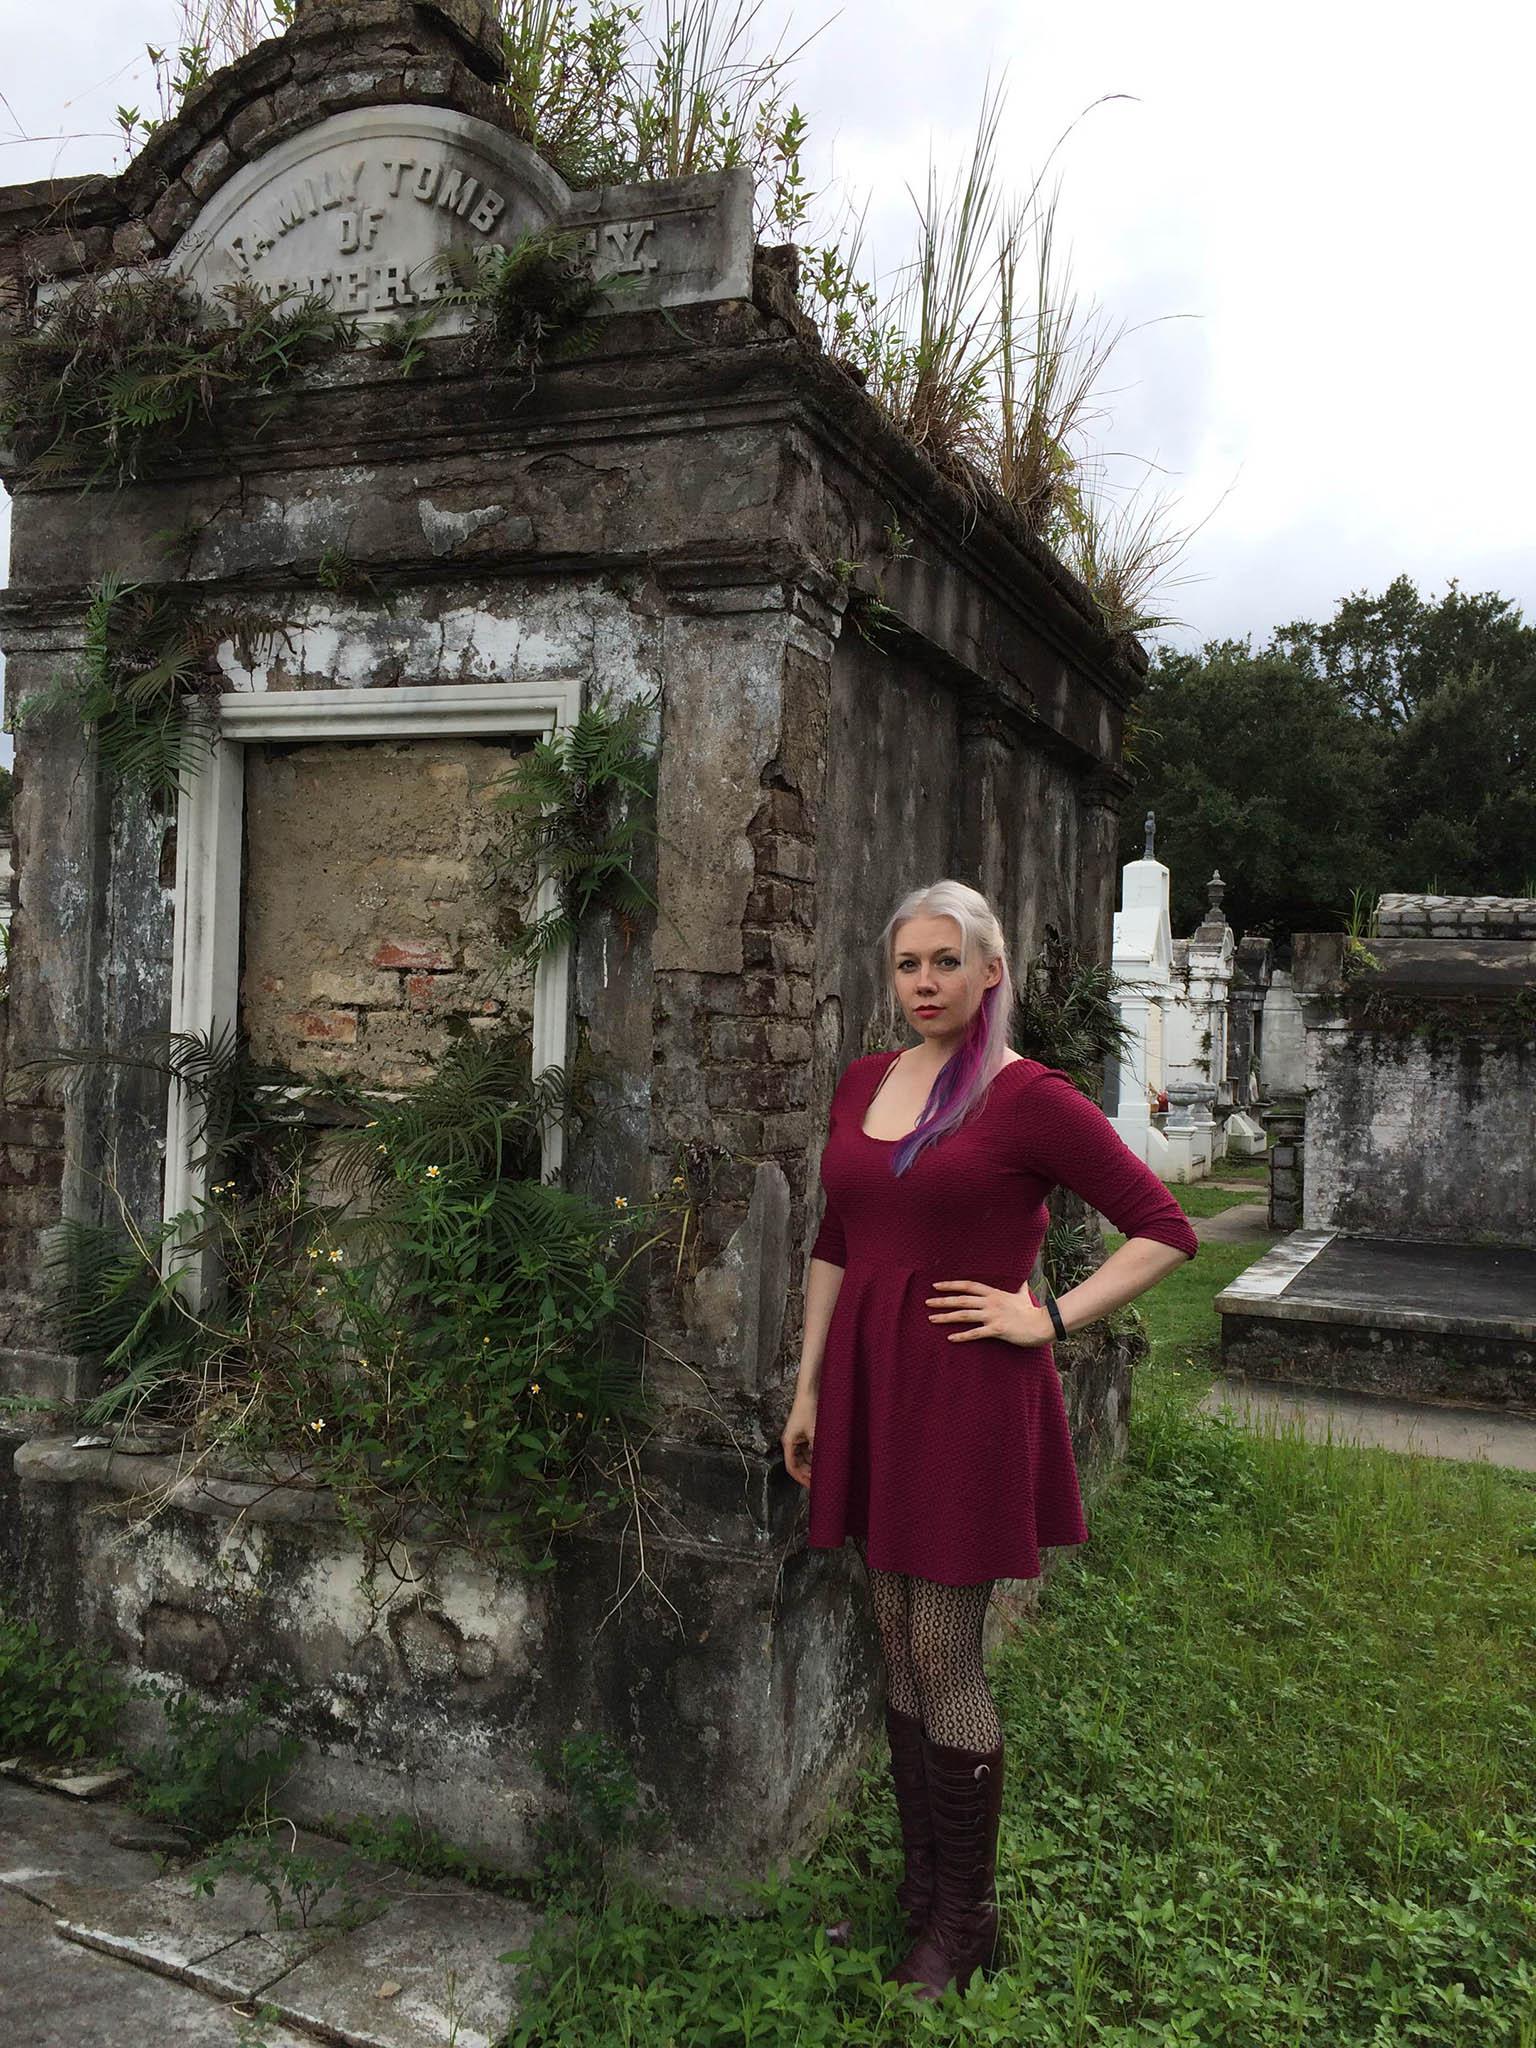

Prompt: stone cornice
[{"left": 3, "top": 313, "right": 1148, "bottom": 724}]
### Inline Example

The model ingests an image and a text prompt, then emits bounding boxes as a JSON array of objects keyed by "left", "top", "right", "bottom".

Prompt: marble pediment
[{"left": 168, "top": 103, "right": 752, "bottom": 332}]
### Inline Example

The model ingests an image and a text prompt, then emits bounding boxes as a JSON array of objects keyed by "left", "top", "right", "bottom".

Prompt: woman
[{"left": 781, "top": 879, "right": 1198, "bottom": 2003}]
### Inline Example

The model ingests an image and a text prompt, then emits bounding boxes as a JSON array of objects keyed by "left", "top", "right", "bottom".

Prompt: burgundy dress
[{"left": 806, "top": 1052, "right": 1198, "bottom": 1586}]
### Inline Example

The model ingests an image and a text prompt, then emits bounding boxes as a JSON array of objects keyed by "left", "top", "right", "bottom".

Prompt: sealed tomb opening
[{"left": 238, "top": 734, "right": 536, "bottom": 1093}]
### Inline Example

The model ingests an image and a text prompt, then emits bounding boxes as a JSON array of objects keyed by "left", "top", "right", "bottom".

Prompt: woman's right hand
[{"left": 781, "top": 1393, "right": 817, "bottom": 1489}]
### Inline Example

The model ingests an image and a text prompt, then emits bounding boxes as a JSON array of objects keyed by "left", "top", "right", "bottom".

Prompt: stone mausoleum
[
  {"left": 0, "top": 0, "right": 1151, "bottom": 1905},
  {"left": 1218, "top": 893, "right": 1536, "bottom": 1413}
]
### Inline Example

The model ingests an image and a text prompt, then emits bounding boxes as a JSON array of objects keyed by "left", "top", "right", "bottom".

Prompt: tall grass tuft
[
  {"left": 484, "top": 1, "right": 825, "bottom": 230},
  {"left": 499, "top": 0, "right": 639, "bottom": 185},
  {"left": 864, "top": 79, "right": 1007, "bottom": 477},
  {"left": 1055, "top": 466, "right": 1205, "bottom": 638},
  {"left": 991, "top": 183, "right": 1120, "bottom": 537}
]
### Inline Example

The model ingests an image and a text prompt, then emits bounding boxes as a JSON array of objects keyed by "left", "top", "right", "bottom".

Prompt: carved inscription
[
  {"left": 586, "top": 217, "right": 659, "bottom": 277},
  {"left": 223, "top": 151, "right": 512, "bottom": 311},
  {"left": 220, "top": 148, "right": 657, "bottom": 315}
]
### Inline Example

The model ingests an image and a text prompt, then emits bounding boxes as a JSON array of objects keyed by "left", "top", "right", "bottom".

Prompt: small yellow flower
[
  {"left": 575, "top": 1409, "right": 585, "bottom": 1421},
  {"left": 671, "top": 1175, "right": 685, "bottom": 1189},
  {"left": 529, "top": 1382, "right": 541, "bottom": 1395},
  {"left": 306, "top": 1247, "right": 320, "bottom": 1260},
  {"left": 613, "top": 1195, "right": 628, "bottom": 1210},
  {"left": 482, "top": 1336, "right": 491, "bottom": 1346},
  {"left": 328, "top": 1248, "right": 344, "bottom": 1264},
  {"left": 309, "top": 1418, "right": 326, "bottom": 1433},
  {"left": 425, "top": 1165, "right": 442, "bottom": 1179},
  {"left": 377, "top": 1143, "right": 388, "bottom": 1154},
  {"left": 358, "top": 1358, "right": 369, "bottom": 1369}
]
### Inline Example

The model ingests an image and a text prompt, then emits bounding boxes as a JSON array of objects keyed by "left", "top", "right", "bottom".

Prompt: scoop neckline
[{"left": 858, "top": 1048, "right": 1032, "bottom": 1144}]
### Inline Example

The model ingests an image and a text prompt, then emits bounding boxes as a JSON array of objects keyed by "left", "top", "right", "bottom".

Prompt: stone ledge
[
  {"left": 1294, "top": 929, "right": 1536, "bottom": 996},
  {"left": 1216, "top": 1232, "right": 1536, "bottom": 1342},
  {"left": 12, "top": 1432, "right": 808, "bottom": 1560},
  {"left": 14, "top": 1439, "right": 344, "bottom": 1523}
]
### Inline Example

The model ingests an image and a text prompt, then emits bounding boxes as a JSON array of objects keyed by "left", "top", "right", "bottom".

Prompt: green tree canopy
[{"left": 1129, "top": 579, "right": 1536, "bottom": 939}]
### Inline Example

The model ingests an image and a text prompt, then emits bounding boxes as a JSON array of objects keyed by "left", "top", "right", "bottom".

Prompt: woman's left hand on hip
[{"left": 926, "top": 1281, "right": 1055, "bottom": 1347}]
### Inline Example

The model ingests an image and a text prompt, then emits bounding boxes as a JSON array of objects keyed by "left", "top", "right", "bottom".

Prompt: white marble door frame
[{"left": 164, "top": 679, "right": 582, "bottom": 1300}]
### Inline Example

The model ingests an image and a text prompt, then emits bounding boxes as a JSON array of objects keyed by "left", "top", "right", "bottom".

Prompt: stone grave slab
[
  {"left": 250, "top": 1886, "right": 541, "bottom": 2048},
  {"left": 0, "top": 1887, "right": 319, "bottom": 2048},
  {"left": 0, "top": 1778, "right": 175, "bottom": 1908},
  {"left": 1217, "top": 1232, "right": 1536, "bottom": 1410}
]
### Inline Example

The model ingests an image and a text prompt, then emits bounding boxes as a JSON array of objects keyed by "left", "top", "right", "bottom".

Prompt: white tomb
[
  {"left": 1163, "top": 872, "right": 1236, "bottom": 1182},
  {"left": 1108, "top": 821, "right": 1174, "bottom": 1177}
]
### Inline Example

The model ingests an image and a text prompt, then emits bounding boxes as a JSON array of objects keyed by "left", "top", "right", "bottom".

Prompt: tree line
[{"left": 1127, "top": 576, "right": 1536, "bottom": 943}]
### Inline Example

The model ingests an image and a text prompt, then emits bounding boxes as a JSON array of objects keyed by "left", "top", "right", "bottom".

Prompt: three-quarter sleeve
[
  {"left": 808, "top": 1066, "right": 850, "bottom": 1267},
  {"left": 1014, "top": 1067, "right": 1198, "bottom": 1259},
  {"left": 809, "top": 1197, "right": 847, "bottom": 1266}
]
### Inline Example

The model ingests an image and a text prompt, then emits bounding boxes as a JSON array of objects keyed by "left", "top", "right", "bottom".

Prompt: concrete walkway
[
  {"left": 1199, "top": 1373, "right": 1536, "bottom": 1472},
  {"left": 1191, "top": 1201, "right": 1273, "bottom": 1245},
  {"left": 0, "top": 1775, "right": 540, "bottom": 2048}
]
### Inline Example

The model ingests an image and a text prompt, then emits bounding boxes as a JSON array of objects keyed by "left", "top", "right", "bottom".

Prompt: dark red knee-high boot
[
  {"left": 825, "top": 1703, "right": 935, "bottom": 1947},
  {"left": 891, "top": 1731, "right": 1005, "bottom": 1999}
]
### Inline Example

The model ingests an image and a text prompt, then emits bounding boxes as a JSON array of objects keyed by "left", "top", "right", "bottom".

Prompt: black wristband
[{"left": 1044, "top": 1291, "right": 1067, "bottom": 1343}]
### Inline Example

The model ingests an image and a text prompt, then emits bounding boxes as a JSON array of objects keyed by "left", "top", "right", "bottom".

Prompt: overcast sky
[{"left": 3, "top": 0, "right": 1534, "bottom": 773}]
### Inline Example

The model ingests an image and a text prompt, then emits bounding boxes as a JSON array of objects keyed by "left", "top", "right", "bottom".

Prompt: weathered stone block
[
  {"left": 291, "top": 1008, "right": 359, "bottom": 1042},
  {"left": 182, "top": 137, "right": 233, "bottom": 199},
  {"left": 770, "top": 929, "right": 816, "bottom": 973},
  {"left": 761, "top": 1111, "right": 812, "bottom": 1153},
  {"left": 145, "top": 180, "right": 200, "bottom": 246},
  {"left": 709, "top": 1017, "right": 771, "bottom": 1063},
  {"left": 753, "top": 833, "right": 815, "bottom": 881},
  {"left": 111, "top": 220, "right": 159, "bottom": 264},
  {"left": 706, "top": 1065, "right": 802, "bottom": 1113},
  {"left": 226, "top": 97, "right": 279, "bottom": 157},
  {"left": 375, "top": 939, "right": 455, "bottom": 972},
  {"left": 21, "top": 225, "right": 111, "bottom": 277}
]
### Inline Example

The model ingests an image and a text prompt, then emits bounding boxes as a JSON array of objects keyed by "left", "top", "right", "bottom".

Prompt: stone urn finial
[
  {"left": 1143, "top": 810, "right": 1155, "bottom": 860},
  {"left": 1207, "top": 870, "right": 1226, "bottom": 916}
]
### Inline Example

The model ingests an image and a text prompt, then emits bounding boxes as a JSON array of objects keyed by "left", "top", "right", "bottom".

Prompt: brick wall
[{"left": 241, "top": 736, "right": 535, "bottom": 1089}]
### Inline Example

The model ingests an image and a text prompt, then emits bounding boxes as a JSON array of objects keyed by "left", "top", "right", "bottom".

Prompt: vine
[
  {"left": 14, "top": 573, "right": 223, "bottom": 800},
  {"left": 0, "top": 271, "right": 350, "bottom": 486},
  {"left": 37, "top": 1023, "right": 678, "bottom": 1572},
  {"left": 488, "top": 687, "right": 661, "bottom": 969}
]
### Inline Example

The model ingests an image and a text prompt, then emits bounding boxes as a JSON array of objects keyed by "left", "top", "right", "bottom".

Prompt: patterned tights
[{"left": 854, "top": 1538, "right": 1002, "bottom": 1750}]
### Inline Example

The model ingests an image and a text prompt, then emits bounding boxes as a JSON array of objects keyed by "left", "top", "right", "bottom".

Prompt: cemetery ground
[{"left": 4, "top": 1229, "right": 1534, "bottom": 2048}]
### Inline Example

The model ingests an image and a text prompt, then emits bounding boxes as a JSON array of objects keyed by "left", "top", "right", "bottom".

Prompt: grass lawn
[
  {"left": 1216, "top": 1157, "right": 1272, "bottom": 1185},
  {"left": 1106, "top": 1227, "right": 1274, "bottom": 1373},
  {"left": 1172, "top": 1181, "right": 1266, "bottom": 1219},
  {"left": 501, "top": 1239, "right": 1536, "bottom": 2048}
]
